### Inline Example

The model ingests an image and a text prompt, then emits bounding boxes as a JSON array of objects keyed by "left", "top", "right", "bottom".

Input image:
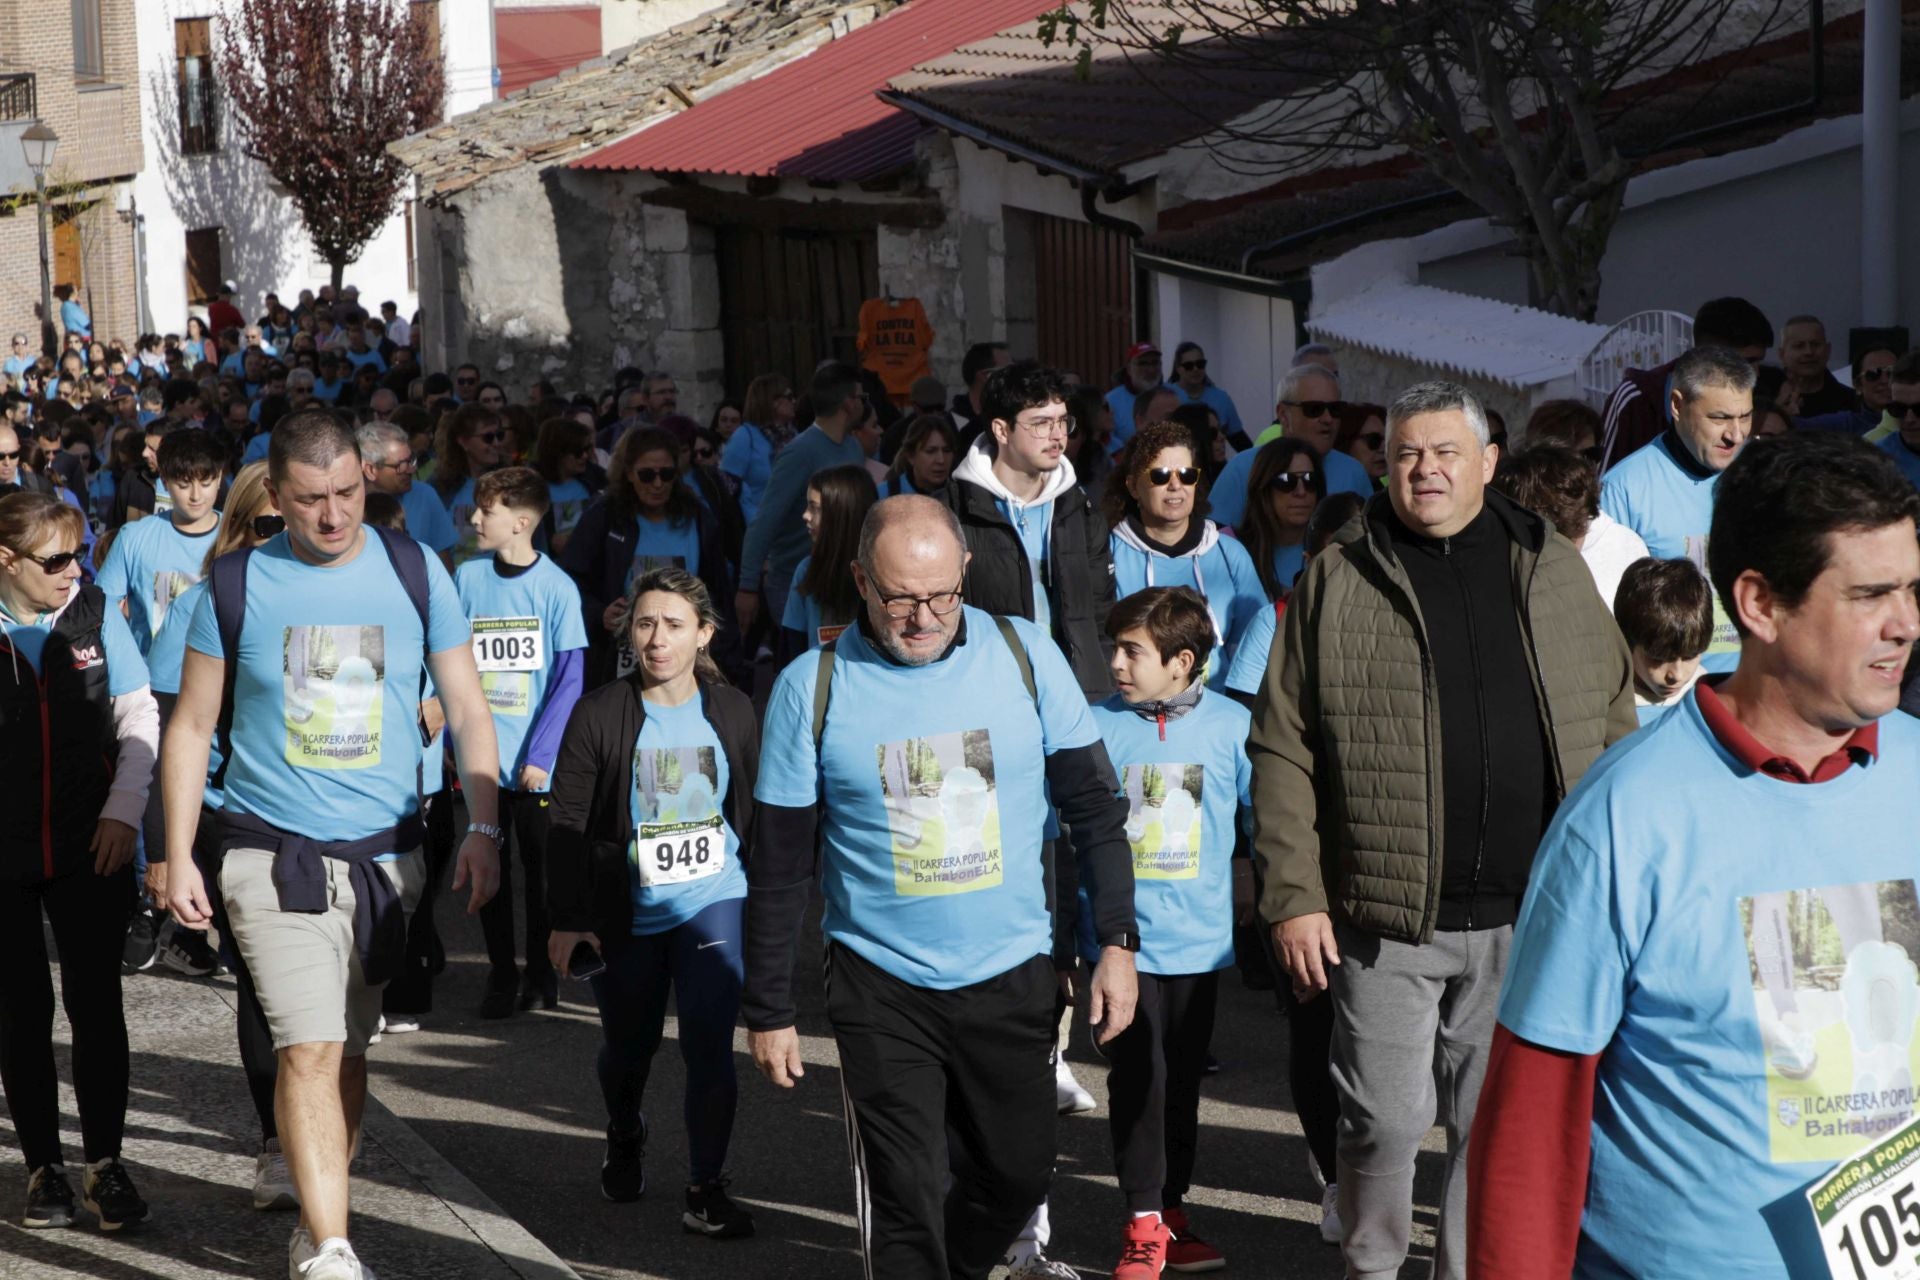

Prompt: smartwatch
[{"left": 1098, "top": 930, "right": 1142, "bottom": 953}]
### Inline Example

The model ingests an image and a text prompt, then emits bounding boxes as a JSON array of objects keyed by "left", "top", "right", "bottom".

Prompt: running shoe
[
  {"left": 1320, "top": 1182, "right": 1344, "bottom": 1245},
  {"left": 254, "top": 1138, "right": 299, "bottom": 1211},
  {"left": 682, "top": 1176, "right": 755, "bottom": 1238},
  {"left": 381, "top": 1016, "right": 421, "bottom": 1035},
  {"left": 23, "top": 1164, "right": 75, "bottom": 1228},
  {"left": 1161, "top": 1205, "right": 1224, "bottom": 1272},
  {"left": 82, "top": 1157, "right": 148, "bottom": 1231},
  {"left": 1004, "top": 1246, "right": 1080, "bottom": 1278},
  {"left": 602, "top": 1117, "right": 647, "bottom": 1202},
  {"left": 122, "top": 909, "right": 160, "bottom": 973},
  {"left": 291, "top": 1231, "right": 367, "bottom": 1279},
  {"left": 160, "top": 930, "right": 220, "bottom": 977},
  {"left": 1112, "top": 1214, "right": 1171, "bottom": 1279},
  {"left": 1056, "top": 1053, "right": 1097, "bottom": 1115}
]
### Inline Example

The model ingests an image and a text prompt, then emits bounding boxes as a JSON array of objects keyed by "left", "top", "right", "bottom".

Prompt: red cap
[{"left": 1124, "top": 341, "right": 1160, "bottom": 361}]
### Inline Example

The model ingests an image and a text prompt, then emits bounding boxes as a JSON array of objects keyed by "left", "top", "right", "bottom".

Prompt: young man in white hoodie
[{"left": 943, "top": 360, "right": 1116, "bottom": 1279}]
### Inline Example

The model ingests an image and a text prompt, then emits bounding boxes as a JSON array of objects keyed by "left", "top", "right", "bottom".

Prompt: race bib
[
  {"left": 1123, "top": 763, "right": 1204, "bottom": 880},
  {"left": 1807, "top": 1114, "right": 1920, "bottom": 1280},
  {"left": 877, "top": 728, "right": 1003, "bottom": 896},
  {"left": 472, "top": 617, "right": 542, "bottom": 672},
  {"left": 634, "top": 819, "right": 725, "bottom": 886},
  {"left": 631, "top": 744, "right": 726, "bottom": 888}
]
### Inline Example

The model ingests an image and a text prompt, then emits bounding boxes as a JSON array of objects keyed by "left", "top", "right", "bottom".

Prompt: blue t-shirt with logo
[
  {"left": 185, "top": 531, "right": 471, "bottom": 840},
  {"left": 628, "top": 696, "right": 746, "bottom": 935},
  {"left": 443, "top": 478, "right": 485, "bottom": 567},
  {"left": 629, "top": 515, "right": 702, "bottom": 591},
  {"left": 547, "top": 479, "right": 591, "bottom": 544},
  {"left": 1497, "top": 691, "right": 1920, "bottom": 1278},
  {"left": 1600, "top": 434, "right": 1738, "bottom": 672},
  {"left": 757, "top": 609, "right": 1101, "bottom": 989},
  {"left": 399, "top": 482, "right": 458, "bottom": 555},
  {"left": 1089, "top": 691, "right": 1250, "bottom": 976},
  {"left": 454, "top": 554, "right": 588, "bottom": 788},
  {"left": 95, "top": 510, "right": 220, "bottom": 653},
  {"left": 0, "top": 588, "right": 147, "bottom": 694}
]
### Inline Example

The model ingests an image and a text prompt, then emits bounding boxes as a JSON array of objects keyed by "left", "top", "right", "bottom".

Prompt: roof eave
[{"left": 877, "top": 88, "right": 1116, "bottom": 186}]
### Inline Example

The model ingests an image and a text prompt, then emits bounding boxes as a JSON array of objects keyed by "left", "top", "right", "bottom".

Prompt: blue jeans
[{"left": 589, "top": 894, "right": 744, "bottom": 1184}]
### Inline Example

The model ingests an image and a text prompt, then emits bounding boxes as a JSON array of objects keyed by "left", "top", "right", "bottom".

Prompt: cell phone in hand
[{"left": 568, "top": 940, "right": 606, "bottom": 980}]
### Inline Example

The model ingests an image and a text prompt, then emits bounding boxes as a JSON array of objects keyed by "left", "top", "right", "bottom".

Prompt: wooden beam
[{"left": 640, "top": 183, "right": 944, "bottom": 232}]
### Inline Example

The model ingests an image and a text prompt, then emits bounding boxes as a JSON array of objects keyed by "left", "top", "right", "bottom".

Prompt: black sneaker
[
  {"left": 683, "top": 1177, "right": 755, "bottom": 1239},
  {"left": 23, "top": 1165, "right": 75, "bottom": 1228},
  {"left": 159, "top": 929, "right": 220, "bottom": 977},
  {"left": 81, "top": 1158, "right": 148, "bottom": 1231},
  {"left": 121, "top": 910, "right": 160, "bottom": 974},
  {"left": 601, "top": 1118, "right": 647, "bottom": 1203}
]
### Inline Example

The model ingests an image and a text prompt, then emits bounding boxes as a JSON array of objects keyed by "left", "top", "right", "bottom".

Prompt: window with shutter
[{"left": 176, "top": 18, "right": 218, "bottom": 156}]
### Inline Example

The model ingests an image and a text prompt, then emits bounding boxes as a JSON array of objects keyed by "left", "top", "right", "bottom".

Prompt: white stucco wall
[{"left": 1152, "top": 273, "right": 1296, "bottom": 432}]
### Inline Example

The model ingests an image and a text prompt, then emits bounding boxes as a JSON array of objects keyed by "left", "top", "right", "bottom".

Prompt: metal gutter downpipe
[{"left": 1862, "top": 0, "right": 1899, "bottom": 326}]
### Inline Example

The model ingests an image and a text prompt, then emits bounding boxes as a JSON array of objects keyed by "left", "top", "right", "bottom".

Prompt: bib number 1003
[
  {"left": 1834, "top": 1185, "right": 1920, "bottom": 1280},
  {"left": 475, "top": 633, "right": 539, "bottom": 667}
]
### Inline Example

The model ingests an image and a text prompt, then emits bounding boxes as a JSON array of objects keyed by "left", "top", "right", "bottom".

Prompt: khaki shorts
[{"left": 219, "top": 846, "right": 426, "bottom": 1056}]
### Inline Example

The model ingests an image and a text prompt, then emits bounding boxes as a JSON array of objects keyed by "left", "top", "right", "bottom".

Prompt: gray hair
[
  {"left": 1293, "top": 342, "right": 1336, "bottom": 362},
  {"left": 286, "top": 367, "right": 316, "bottom": 393},
  {"left": 1385, "top": 380, "right": 1491, "bottom": 448},
  {"left": 1672, "top": 344, "right": 1759, "bottom": 400},
  {"left": 1276, "top": 363, "right": 1341, "bottom": 404},
  {"left": 354, "top": 420, "right": 406, "bottom": 461},
  {"left": 856, "top": 493, "right": 965, "bottom": 576},
  {"left": 269, "top": 409, "right": 359, "bottom": 484}
]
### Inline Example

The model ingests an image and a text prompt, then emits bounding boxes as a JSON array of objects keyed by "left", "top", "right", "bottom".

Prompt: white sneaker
[
  {"left": 1004, "top": 1246, "right": 1080, "bottom": 1279},
  {"left": 381, "top": 1016, "right": 420, "bottom": 1035},
  {"left": 292, "top": 1234, "right": 368, "bottom": 1279},
  {"left": 1055, "top": 1054, "right": 1096, "bottom": 1115},
  {"left": 253, "top": 1139, "right": 298, "bottom": 1211},
  {"left": 1319, "top": 1182, "right": 1343, "bottom": 1245}
]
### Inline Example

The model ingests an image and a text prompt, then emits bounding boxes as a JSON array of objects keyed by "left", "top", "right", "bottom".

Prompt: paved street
[{"left": 2, "top": 867, "right": 1448, "bottom": 1280}]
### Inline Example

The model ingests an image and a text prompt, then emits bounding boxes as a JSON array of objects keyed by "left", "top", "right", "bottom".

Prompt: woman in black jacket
[
  {"left": 559, "top": 428, "right": 740, "bottom": 687},
  {"left": 0, "top": 491, "right": 159, "bottom": 1230},
  {"left": 545, "top": 566, "right": 757, "bottom": 1239}
]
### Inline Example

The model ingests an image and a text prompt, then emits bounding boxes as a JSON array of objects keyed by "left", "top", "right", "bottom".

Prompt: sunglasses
[
  {"left": 1861, "top": 367, "right": 1893, "bottom": 381},
  {"left": 252, "top": 514, "right": 286, "bottom": 537},
  {"left": 1282, "top": 399, "right": 1348, "bottom": 418},
  {"left": 1357, "top": 432, "right": 1384, "bottom": 450},
  {"left": 475, "top": 431, "right": 505, "bottom": 444},
  {"left": 693, "top": 447, "right": 716, "bottom": 462},
  {"left": 0, "top": 450, "right": 19, "bottom": 462},
  {"left": 1148, "top": 466, "right": 1200, "bottom": 487},
  {"left": 633, "top": 466, "right": 678, "bottom": 484},
  {"left": 572, "top": 446, "right": 594, "bottom": 459},
  {"left": 1270, "top": 470, "right": 1320, "bottom": 493},
  {"left": 1178, "top": 359, "right": 1207, "bottom": 372},
  {"left": 1892, "top": 401, "right": 1920, "bottom": 420},
  {"left": 21, "top": 548, "right": 82, "bottom": 574}
]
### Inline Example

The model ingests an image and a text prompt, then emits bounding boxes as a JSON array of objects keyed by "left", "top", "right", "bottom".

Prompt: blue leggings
[{"left": 589, "top": 895, "right": 744, "bottom": 1185}]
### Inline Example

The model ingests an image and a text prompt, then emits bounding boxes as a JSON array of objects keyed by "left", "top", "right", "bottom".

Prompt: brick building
[{"left": 0, "top": 0, "right": 143, "bottom": 353}]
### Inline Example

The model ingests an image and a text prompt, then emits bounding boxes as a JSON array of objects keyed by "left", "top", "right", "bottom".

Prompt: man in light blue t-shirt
[
  {"left": 1472, "top": 432, "right": 1920, "bottom": 1278},
  {"left": 158, "top": 411, "right": 503, "bottom": 1280},
  {"left": 743, "top": 496, "right": 1140, "bottom": 1279},
  {"left": 357, "top": 420, "right": 458, "bottom": 565},
  {"left": 1601, "top": 344, "right": 1756, "bottom": 674}
]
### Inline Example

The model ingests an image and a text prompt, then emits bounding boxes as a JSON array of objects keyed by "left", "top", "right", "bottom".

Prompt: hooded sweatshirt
[
  {"left": 1109, "top": 517, "right": 1266, "bottom": 685},
  {"left": 952, "top": 441, "right": 1081, "bottom": 636}
]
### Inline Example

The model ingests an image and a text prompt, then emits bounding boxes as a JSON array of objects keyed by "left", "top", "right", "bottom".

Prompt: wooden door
[
  {"left": 717, "top": 224, "right": 878, "bottom": 401},
  {"left": 1031, "top": 212, "right": 1132, "bottom": 387},
  {"left": 52, "top": 218, "right": 82, "bottom": 293}
]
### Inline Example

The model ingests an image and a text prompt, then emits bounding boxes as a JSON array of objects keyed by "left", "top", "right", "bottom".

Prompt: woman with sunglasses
[
  {"left": 1102, "top": 419, "right": 1264, "bottom": 686},
  {"left": 719, "top": 373, "right": 797, "bottom": 521},
  {"left": 1169, "top": 342, "right": 1246, "bottom": 449},
  {"left": 140, "top": 463, "right": 301, "bottom": 1211},
  {"left": 0, "top": 491, "right": 159, "bottom": 1231},
  {"left": 533, "top": 416, "right": 599, "bottom": 555},
  {"left": 659, "top": 415, "right": 745, "bottom": 578},
  {"left": 1240, "top": 438, "right": 1327, "bottom": 601},
  {"left": 1334, "top": 402, "right": 1389, "bottom": 485},
  {"left": 561, "top": 427, "right": 738, "bottom": 686},
  {"left": 545, "top": 566, "right": 757, "bottom": 1237}
]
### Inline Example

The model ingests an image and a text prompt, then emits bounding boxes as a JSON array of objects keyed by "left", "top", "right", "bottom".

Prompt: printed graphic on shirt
[
  {"left": 554, "top": 498, "right": 585, "bottom": 535},
  {"left": 152, "top": 569, "right": 197, "bottom": 631},
  {"left": 1741, "top": 879, "right": 1920, "bottom": 1163},
  {"left": 631, "top": 745, "right": 724, "bottom": 887},
  {"left": 877, "top": 730, "right": 1002, "bottom": 896},
  {"left": 153, "top": 488, "right": 174, "bottom": 516},
  {"left": 283, "top": 625, "right": 384, "bottom": 770},
  {"left": 1685, "top": 534, "right": 1741, "bottom": 656},
  {"left": 615, "top": 557, "right": 688, "bottom": 678},
  {"left": 817, "top": 623, "right": 848, "bottom": 647},
  {"left": 450, "top": 503, "right": 481, "bottom": 566},
  {"left": 1122, "top": 763, "right": 1204, "bottom": 880}
]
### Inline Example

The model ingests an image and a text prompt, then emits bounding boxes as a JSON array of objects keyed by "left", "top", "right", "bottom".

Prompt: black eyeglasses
[
  {"left": 252, "top": 514, "right": 286, "bottom": 537},
  {"left": 20, "top": 548, "right": 82, "bottom": 574},
  {"left": 1891, "top": 400, "right": 1920, "bottom": 420},
  {"left": 632, "top": 467, "right": 678, "bottom": 484},
  {"left": 875, "top": 584, "right": 964, "bottom": 620},
  {"left": 1861, "top": 367, "right": 1893, "bottom": 381},
  {"left": 1270, "top": 470, "right": 1320, "bottom": 493},
  {"left": 1148, "top": 466, "right": 1200, "bottom": 487},
  {"left": 1283, "top": 399, "right": 1348, "bottom": 419},
  {"left": 1178, "top": 359, "right": 1207, "bottom": 372}
]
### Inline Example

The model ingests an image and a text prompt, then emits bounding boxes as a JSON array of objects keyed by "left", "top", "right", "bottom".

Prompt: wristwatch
[
  {"left": 466, "top": 821, "right": 504, "bottom": 848},
  {"left": 1098, "top": 930, "right": 1142, "bottom": 953}
]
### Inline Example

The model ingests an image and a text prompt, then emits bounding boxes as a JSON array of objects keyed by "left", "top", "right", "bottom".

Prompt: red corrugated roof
[{"left": 571, "top": 0, "right": 1056, "bottom": 180}]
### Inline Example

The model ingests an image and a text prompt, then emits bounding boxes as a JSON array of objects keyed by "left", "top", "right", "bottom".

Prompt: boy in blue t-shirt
[
  {"left": 1088, "top": 586, "right": 1251, "bottom": 1277},
  {"left": 1612, "top": 556, "right": 1713, "bottom": 726},
  {"left": 455, "top": 466, "right": 589, "bottom": 1017},
  {"left": 96, "top": 427, "right": 225, "bottom": 653}
]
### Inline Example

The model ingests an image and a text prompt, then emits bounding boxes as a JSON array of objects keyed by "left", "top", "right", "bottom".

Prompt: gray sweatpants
[{"left": 1329, "top": 923, "right": 1510, "bottom": 1280}]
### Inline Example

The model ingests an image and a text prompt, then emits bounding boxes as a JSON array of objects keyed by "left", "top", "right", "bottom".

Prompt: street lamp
[{"left": 20, "top": 122, "right": 58, "bottom": 357}]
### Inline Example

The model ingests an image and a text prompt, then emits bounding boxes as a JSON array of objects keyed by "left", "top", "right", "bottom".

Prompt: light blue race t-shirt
[
  {"left": 1224, "top": 599, "right": 1283, "bottom": 696},
  {"left": 146, "top": 579, "right": 227, "bottom": 809},
  {"left": 95, "top": 510, "right": 220, "bottom": 653},
  {"left": 1270, "top": 543, "right": 1307, "bottom": 597},
  {"left": 0, "top": 587, "right": 147, "bottom": 695},
  {"left": 1000, "top": 497, "right": 1054, "bottom": 636},
  {"left": 185, "top": 531, "right": 470, "bottom": 840},
  {"left": 1090, "top": 691, "right": 1250, "bottom": 976},
  {"left": 780, "top": 555, "right": 853, "bottom": 651},
  {"left": 1497, "top": 691, "right": 1920, "bottom": 1278},
  {"left": 398, "top": 483, "right": 459, "bottom": 555},
  {"left": 756, "top": 609, "right": 1100, "bottom": 989},
  {"left": 1109, "top": 526, "right": 1264, "bottom": 687},
  {"left": 1599, "top": 433, "right": 1739, "bottom": 672},
  {"left": 629, "top": 515, "right": 702, "bottom": 592},
  {"left": 443, "top": 478, "right": 485, "bottom": 567},
  {"left": 455, "top": 555, "right": 589, "bottom": 788},
  {"left": 628, "top": 696, "right": 746, "bottom": 935},
  {"left": 547, "top": 479, "right": 592, "bottom": 544}
]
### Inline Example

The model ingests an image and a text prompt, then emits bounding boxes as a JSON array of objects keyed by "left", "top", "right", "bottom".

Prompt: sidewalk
[{"left": 0, "top": 959, "right": 581, "bottom": 1280}]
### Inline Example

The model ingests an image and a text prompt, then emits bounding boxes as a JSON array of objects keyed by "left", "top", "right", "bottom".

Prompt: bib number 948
[{"left": 636, "top": 826, "right": 723, "bottom": 887}]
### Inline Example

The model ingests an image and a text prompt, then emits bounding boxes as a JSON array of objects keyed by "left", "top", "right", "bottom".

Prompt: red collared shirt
[{"left": 1693, "top": 676, "right": 1878, "bottom": 783}]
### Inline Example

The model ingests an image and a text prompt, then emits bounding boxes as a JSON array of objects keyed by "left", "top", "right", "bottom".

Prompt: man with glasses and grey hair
[
  {"left": 356, "top": 421, "right": 458, "bottom": 563},
  {"left": 4, "top": 335, "right": 33, "bottom": 380},
  {"left": 1251, "top": 380, "right": 1634, "bottom": 1280},
  {"left": 745, "top": 493, "right": 1139, "bottom": 1280},
  {"left": 1211, "top": 363, "right": 1374, "bottom": 528}
]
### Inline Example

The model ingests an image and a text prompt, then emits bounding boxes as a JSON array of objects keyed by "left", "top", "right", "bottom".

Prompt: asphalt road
[{"left": 366, "top": 858, "right": 1449, "bottom": 1280}]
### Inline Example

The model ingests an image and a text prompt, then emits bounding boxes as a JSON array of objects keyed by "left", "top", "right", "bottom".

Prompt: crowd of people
[{"left": 0, "top": 283, "right": 1916, "bottom": 1280}]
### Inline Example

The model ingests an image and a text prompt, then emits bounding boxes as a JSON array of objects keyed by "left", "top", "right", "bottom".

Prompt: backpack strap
[
  {"left": 810, "top": 638, "right": 839, "bottom": 753},
  {"left": 207, "top": 546, "right": 256, "bottom": 791},
  {"left": 991, "top": 613, "right": 1037, "bottom": 703},
  {"left": 368, "top": 524, "right": 431, "bottom": 639}
]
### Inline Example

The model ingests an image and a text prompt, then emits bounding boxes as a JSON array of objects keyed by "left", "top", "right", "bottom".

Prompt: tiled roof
[
  {"left": 882, "top": 2, "right": 1287, "bottom": 182},
  {"left": 1141, "top": 6, "right": 1920, "bottom": 281},
  {"left": 572, "top": 0, "right": 1056, "bottom": 181},
  {"left": 1307, "top": 284, "right": 1609, "bottom": 391},
  {"left": 392, "top": 0, "right": 902, "bottom": 201}
]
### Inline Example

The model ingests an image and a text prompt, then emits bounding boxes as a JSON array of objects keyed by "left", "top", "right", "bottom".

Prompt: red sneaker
[
  {"left": 1112, "top": 1214, "right": 1172, "bottom": 1279},
  {"left": 1162, "top": 1206, "right": 1225, "bottom": 1272}
]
